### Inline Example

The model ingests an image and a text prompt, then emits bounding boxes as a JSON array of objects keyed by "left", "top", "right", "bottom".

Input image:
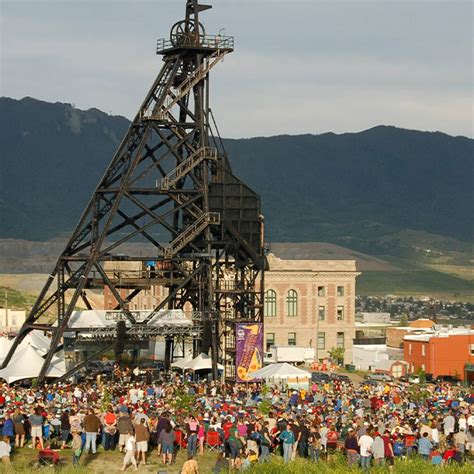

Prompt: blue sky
[{"left": 1, "top": 0, "right": 472, "bottom": 137}]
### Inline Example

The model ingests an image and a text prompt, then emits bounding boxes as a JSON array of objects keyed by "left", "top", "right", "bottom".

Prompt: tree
[
  {"left": 416, "top": 367, "right": 427, "bottom": 385},
  {"left": 171, "top": 385, "right": 196, "bottom": 417},
  {"left": 399, "top": 313, "right": 409, "bottom": 327},
  {"left": 328, "top": 347, "right": 345, "bottom": 365},
  {"left": 258, "top": 386, "right": 272, "bottom": 416}
]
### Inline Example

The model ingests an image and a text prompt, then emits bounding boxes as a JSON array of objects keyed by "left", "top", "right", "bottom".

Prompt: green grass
[
  {"left": 0, "top": 286, "right": 37, "bottom": 311},
  {"left": 1, "top": 447, "right": 472, "bottom": 473},
  {"left": 357, "top": 270, "right": 474, "bottom": 300},
  {"left": 247, "top": 456, "right": 473, "bottom": 473}
]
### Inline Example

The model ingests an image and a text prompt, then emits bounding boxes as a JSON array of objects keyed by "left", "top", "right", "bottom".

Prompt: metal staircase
[
  {"left": 158, "top": 147, "right": 218, "bottom": 190},
  {"left": 156, "top": 49, "right": 228, "bottom": 119},
  {"left": 163, "top": 212, "right": 220, "bottom": 258}
]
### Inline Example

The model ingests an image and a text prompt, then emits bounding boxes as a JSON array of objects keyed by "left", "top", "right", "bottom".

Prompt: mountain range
[{"left": 0, "top": 96, "right": 472, "bottom": 254}]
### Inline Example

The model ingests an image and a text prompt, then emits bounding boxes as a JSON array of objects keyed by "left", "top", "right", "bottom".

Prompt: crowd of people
[{"left": 0, "top": 369, "right": 472, "bottom": 472}]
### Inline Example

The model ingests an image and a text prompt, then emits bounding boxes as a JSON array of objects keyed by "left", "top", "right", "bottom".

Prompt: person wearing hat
[{"left": 344, "top": 428, "right": 359, "bottom": 467}]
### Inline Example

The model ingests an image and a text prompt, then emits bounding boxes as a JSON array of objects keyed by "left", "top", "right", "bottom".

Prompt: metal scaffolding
[{"left": 2, "top": 0, "right": 266, "bottom": 382}]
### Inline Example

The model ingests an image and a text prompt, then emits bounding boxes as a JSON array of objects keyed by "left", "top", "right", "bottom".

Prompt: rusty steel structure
[{"left": 2, "top": 0, "right": 266, "bottom": 382}]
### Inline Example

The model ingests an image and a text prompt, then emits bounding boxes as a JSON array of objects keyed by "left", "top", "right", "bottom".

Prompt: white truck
[{"left": 264, "top": 345, "right": 315, "bottom": 365}]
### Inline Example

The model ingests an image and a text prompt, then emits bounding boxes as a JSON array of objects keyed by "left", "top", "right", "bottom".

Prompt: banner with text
[{"left": 236, "top": 322, "right": 263, "bottom": 382}]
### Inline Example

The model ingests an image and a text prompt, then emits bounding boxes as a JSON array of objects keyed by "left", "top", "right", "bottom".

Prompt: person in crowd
[
  {"left": 418, "top": 431, "right": 433, "bottom": 460},
  {"left": 29, "top": 407, "right": 44, "bottom": 450},
  {"left": 83, "top": 408, "right": 101, "bottom": 454},
  {"left": 344, "top": 427, "right": 359, "bottom": 467},
  {"left": 120, "top": 430, "right": 138, "bottom": 471},
  {"left": 358, "top": 427, "right": 373, "bottom": 471},
  {"left": 181, "top": 453, "right": 199, "bottom": 474},
  {"left": 278, "top": 423, "right": 295, "bottom": 463},
  {"left": 71, "top": 430, "right": 82, "bottom": 466},
  {"left": 12, "top": 407, "right": 25, "bottom": 448},
  {"left": 157, "top": 421, "right": 175, "bottom": 466},
  {"left": 0, "top": 436, "right": 11, "bottom": 464},
  {"left": 134, "top": 417, "right": 150, "bottom": 465}
]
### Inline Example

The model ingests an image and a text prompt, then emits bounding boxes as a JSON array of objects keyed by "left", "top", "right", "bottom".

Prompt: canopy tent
[
  {"left": 0, "top": 337, "right": 13, "bottom": 363},
  {"left": 182, "top": 353, "right": 224, "bottom": 372},
  {"left": 0, "top": 344, "right": 66, "bottom": 384},
  {"left": 26, "top": 330, "right": 51, "bottom": 355},
  {"left": 250, "top": 362, "right": 311, "bottom": 382},
  {"left": 171, "top": 355, "right": 194, "bottom": 369},
  {"left": 0, "top": 331, "right": 53, "bottom": 363}
]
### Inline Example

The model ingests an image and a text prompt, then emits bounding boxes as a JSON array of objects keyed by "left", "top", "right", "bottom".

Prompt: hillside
[{"left": 0, "top": 97, "right": 472, "bottom": 299}]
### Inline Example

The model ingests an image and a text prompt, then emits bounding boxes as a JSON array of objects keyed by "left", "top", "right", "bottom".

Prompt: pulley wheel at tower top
[{"left": 170, "top": 19, "right": 206, "bottom": 47}]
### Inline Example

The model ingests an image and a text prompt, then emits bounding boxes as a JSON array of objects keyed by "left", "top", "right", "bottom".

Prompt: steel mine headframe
[{"left": 2, "top": 0, "right": 266, "bottom": 382}]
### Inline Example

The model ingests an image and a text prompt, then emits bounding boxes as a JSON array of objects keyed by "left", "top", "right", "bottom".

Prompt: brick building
[
  {"left": 404, "top": 329, "right": 474, "bottom": 382},
  {"left": 103, "top": 247, "right": 360, "bottom": 364},
  {"left": 386, "top": 319, "right": 435, "bottom": 349},
  {"left": 263, "top": 252, "right": 359, "bottom": 364}
]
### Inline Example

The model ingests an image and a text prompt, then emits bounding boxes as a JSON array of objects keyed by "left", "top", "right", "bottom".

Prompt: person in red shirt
[
  {"left": 381, "top": 430, "right": 394, "bottom": 467},
  {"left": 222, "top": 418, "right": 233, "bottom": 440}
]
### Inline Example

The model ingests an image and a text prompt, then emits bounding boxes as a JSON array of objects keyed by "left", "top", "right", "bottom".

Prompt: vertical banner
[{"left": 236, "top": 322, "right": 263, "bottom": 382}]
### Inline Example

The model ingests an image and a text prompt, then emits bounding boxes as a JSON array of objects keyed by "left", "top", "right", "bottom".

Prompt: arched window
[
  {"left": 286, "top": 289, "right": 298, "bottom": 317},
  {"left": 264, "top": 289, "right": 277, "bottom": 317}
]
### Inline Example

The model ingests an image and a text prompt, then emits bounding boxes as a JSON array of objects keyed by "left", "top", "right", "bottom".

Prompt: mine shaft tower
[{"left": 3, "top": 0, "right": 266, "bottom": 382}]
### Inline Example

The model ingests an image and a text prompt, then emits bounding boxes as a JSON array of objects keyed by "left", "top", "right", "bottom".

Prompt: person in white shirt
[
  {"left": 431, "top": 422, "right": 440, "bottom": 446},
  {"left": 0, "top": 436, "right": 11, "bottom": 464},
  {"left": 468, "top": 413, "right": 474, "bottom": 428},
  {"left": 358, "top": 430, "right": 374, "bottom": 471},
  {"left": 443, "top": 413, "right": 455, "bottom": 436},
  {"left": 120, "top": 431, "right": 138, "bottom": 471}
]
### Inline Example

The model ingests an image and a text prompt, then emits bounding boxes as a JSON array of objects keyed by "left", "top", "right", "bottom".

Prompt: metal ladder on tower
[
  {"left": 158, "top": 147, "right": 218, "bottom": 190},
  {"left": 157, "top": 48, "right": 228, "bottom": 119},
  {"left": 163, "top": 212, "right": 220, "bottom": 258}
]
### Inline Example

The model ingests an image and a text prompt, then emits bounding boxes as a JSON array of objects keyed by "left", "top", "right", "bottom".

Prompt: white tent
[
  {"left": 248, "top": 362, "right": 310, "bottom": 383},
  {"left": 171, "top": 355, "right": 194, "bottom": 369},
  {"left": 0, "top": 337, "right": 13, "bottom": 363},
  {"left": 25, "top": 331, "right": 51, "bottom": 355},
  {"left": 182, "top": 353, "right": 224, "bottom": 372},
  {"left": 0, "top": 344, "right": 66, "bottom": 384}
]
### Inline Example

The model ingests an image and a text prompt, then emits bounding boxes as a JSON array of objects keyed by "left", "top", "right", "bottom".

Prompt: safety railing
[{"left": 156, "top": 34, "right": 234, "bottom": 54}]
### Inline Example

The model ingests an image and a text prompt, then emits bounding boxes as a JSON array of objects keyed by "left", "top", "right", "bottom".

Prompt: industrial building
[{"left": 404, "top": 328, "right": 474, "bottom": 382}]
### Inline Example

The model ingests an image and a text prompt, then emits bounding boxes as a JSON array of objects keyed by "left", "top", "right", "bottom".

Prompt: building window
[
  {"left": 264, "top": 290, "right": 277, "bottom": 317},
  {"left": 337, "top": 332, "right": 344, "bottom": 348},
  {"left": 409, "top": 344, "right": 412, "bottom": 355},
  {"left": 317, "top": 286, "right": 325, "bottom": 297},
  {"left": 337, "top": 286, "right": 345, "bottom": 297},
  {"left": 337, "top": 306, "right": 344, "bottom": 321},
  {"left": 317, "top": 332, "right": 325, "bottom": 349},
  {"left": 266, "top": 333, "right": 275, "bottom": 351},
  {"left": 288, "top": 332, "right": 296, "bottom": 346},
  {"left": 421, "top": 363, "right": 426, "bottom": 371},
  {"left": 318, "top": 306, "right": 326, "bottom": 321},
  {"left": 422, "top": 345, "right": 426, "bottom": 356},
  {"left": 286, "top": 289, "right": 298, "bottom": 317},
  {"left": 470, "top": 344, "right": 474, "bottom": 356}
]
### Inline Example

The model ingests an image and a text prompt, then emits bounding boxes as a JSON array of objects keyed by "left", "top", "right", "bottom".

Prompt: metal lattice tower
[{"left": 2, "top": 0, "right": 266, "bottom": 382}]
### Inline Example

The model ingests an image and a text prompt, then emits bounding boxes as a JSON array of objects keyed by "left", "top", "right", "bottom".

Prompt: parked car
[
  {"left": 333, "top": 374, "right": 351, "bottom": 383},
  {"left": 364, "top": 373, "right": 392, "bottom": 382},
  {"left": 311, "top": 371, "right": 331, "bottom": 383},
  {"left": 434, "top": 375, "right": 460, "bottom": 384},
  {"left": 399, "top": 375, "right": 420, "bottom": 384}
]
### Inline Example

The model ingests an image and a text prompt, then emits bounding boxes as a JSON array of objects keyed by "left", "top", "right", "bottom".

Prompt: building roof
[
  {"left": 404, "top": 328, "right": 474, "bottom": 342},
  {"left": 409, "top": 319, "right": 435, "bottom": 328},
  {"left": 355, "top": 322, "right": 395, "bottom": 328},
  {"left": 266, "top": 253, "right": 357, "bottom": 272}
]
